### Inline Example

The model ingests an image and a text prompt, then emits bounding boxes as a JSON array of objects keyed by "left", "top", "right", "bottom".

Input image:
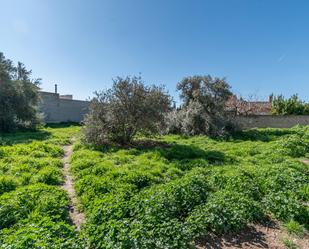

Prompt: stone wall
[
  {"left": 235, "top": 115, "right": 309, "bottom": 129},
  {"left": 39, "top": 91, "right": 90, "bottom": 123}
]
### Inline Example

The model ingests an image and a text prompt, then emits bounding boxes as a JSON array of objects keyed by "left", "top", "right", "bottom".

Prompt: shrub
[{"left": 83, "top": 76, "right": 170, "bottom": 145}]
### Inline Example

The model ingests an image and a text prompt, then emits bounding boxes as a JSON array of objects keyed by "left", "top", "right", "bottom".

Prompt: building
[
  {"left": 225, "top": 95, "right": 273, "bottom": 116},
  {"left": 39, "top": 85, "right": 90, "bottom": 123}
]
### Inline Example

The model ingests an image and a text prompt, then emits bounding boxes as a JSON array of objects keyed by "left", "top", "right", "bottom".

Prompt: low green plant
[
  {"left": 284, "top": 220, "right": 306, "bottom": 237},
  {"left": 187, "top": 190, "right": 263, "bottom": 235},
  {"left": 282, "top": 238, "right": 298, "bottom": 249},
  {"left": 71, "top": 126, "right": 309, "bottom": 248},
  {"left": 0, "top": 125, "right": 83, "bottom": 247}
]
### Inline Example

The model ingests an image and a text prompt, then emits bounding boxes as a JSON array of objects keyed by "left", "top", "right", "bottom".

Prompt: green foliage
[
  {"left": 272, "top": 94, "right": 309, "bottom": 115},
  {"left": 0, "top": 175, "right": 17, "bottom": 194},
  {"left": 0, "top": 216, "right": 84, "bottom": 249},
  {"left": 284, "top": 220, "right": 306, "bottom": 237},
  {"left": 0, "top": 52, "right": 42, "bottom": 132},
  {"left": 187, "top": 190, "right": 263, "bottom": 234},
  {"left": 72, "top": 126, "right": 309, "bottom": 248},
  {"left": 0, "top": 125, "right": 82, "bottom": 247},
  {"left": 1, "top": 124, "right": 309, "bottom": 247},
  {"left": 165, "top": 75, "right": 234, "bottom": 137},
  {"left": 262, "top": 191, "right": 305, "bottom": 221},
  {"left": 0, "top": 184, "right": 69, "bottom": 229},
  {"left": 282, "top": 238, "right": 298, "bottom": 249},
  {"left": 276, "top": 134, "right": 309, "bottom": 157},
  {"left": 83, "top": 75, "right": 171, "bottom": 145}
]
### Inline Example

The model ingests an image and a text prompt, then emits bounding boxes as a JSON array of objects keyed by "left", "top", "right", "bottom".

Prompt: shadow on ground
[
  {"left": 93, "top": 140, "right": 233, "bottom": 166},
  {"left": 229, "top": 129, "right": 297, "bottom": 142},
  {"left": 0, "top": 130, "right": 51, "bottom": 145},
  {"left": 194, "top": 220, "right": 282, "bottom": 249}
]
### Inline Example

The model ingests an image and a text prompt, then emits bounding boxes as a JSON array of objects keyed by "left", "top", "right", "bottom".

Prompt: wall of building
[
  {"left": 39, "top": 91, "right": 90, "bottom": 123},
  {"left": 235, "top": 115, "right": 309, "bottom": 129}
]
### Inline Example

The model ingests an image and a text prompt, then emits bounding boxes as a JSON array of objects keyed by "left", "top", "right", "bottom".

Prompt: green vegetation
[
  {"left": 272, "top": 94, "right": 309, "bottom": 115},
  {"left": 282, "top": 238, "right": 298, "bottom": 249},
  {"left": 0, "top": 52, "right": 42, "bottom": 132},
  {"left": 284, "top": 220, "right": 306, "bottom": 238},
  {"left": 1, "top": 124, "right": 308, "bottom": 248},
  {"left": 0, "top": 124, "right": 84, "bottom": 248},
  {"left": 71, "top": 125, "right": 309, "bottom": 248}
]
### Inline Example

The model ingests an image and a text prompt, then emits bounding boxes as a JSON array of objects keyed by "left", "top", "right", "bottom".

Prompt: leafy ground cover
[
  {"left": 1, "top": 125, "right": 308, "bottom": 248},
  {"left": 71, "top": 126, "right": 309, "bottom": 248},
  {"left": 0, "top": 124, "right": 84, "bottom": 248}
]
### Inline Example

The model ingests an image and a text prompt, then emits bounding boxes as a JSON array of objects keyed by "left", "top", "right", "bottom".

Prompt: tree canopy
[
  {"left": 272, "top": 94, "right": 309, "bottom": 115},
  {"left": 165, "top": 75, "right": 234, "bottom": 137},
  {"left": 0, "top": 52, "right": 41, "bottom": 132},
  {"left": 83, "top": 76, "right": 171, "bottom": 145}
]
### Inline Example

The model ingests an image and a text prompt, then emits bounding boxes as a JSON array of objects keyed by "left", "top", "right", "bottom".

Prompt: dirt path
[{"left": 62, "top": 144, "right": 85, "bottom": 230}]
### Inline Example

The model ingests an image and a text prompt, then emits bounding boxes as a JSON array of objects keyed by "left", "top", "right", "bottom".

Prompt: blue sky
[{"left": 1, "top": 0, "right": 309, "bottom": 101}]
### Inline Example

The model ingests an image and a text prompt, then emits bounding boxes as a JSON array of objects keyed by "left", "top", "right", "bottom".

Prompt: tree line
[{"left": 1, "top": 52, "right": 309, "bottom": 145}]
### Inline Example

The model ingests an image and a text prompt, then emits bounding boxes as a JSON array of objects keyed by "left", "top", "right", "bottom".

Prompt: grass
[
  {"left": 0, "top": 124, "right": 84, "bottom": 248},
  {"left": 1, "top": 124, "right": 308, "bottom": 248},
  {"left": 282, "top": 238, "right": 298, "bottom": 249},
  {"left": 284, "top": 220, "right": 306, "bottom": 238}
]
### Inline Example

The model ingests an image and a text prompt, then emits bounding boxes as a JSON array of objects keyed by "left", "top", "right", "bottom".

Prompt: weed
[{"left": 284, "top": 220, "right": 306, "bottom": 237}]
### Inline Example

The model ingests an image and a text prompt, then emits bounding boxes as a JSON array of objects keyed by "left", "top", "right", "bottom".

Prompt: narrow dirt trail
[{"left": 62, "top": 144, "right": 85, "bottom": 230}]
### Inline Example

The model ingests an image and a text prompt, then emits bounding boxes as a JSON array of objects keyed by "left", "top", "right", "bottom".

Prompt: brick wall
[{"left": 39, "top": 92, "right": 90, "bottom": 123}]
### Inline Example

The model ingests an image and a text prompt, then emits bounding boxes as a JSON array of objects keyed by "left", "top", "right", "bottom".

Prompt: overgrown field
[
  {"left": 1, "top": 125, "right": 309, "bottom": 248},
  {"left": 71, "top": 126, "right": 309, "bottom": 248},
  {"left": 0, "top": 124, "right": 83, "bottom": 248}
]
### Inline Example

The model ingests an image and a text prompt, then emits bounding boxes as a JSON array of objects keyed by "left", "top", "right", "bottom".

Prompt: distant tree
[
  {"left": 0, "top": 52, "right": 41, "bottom": 132},
  {"left": 165, "top": 75, "right": 234, "bottom": 137},
  {"left": 83, "top": 76, "right": 171, "bottom": 145},
  {"left": 272, "top": 94, "right": 309, "bottom": 115},
  {"left": 177, "top": 75, "right": 232, "bottom": 110}
]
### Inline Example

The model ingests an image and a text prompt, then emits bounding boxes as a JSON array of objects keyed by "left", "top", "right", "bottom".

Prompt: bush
[
  {"left": 83, "top": 76, "right": 170, "bottom": 145},
  {"left": 0, "top": 52, "right": 42, "bottom": 132}
]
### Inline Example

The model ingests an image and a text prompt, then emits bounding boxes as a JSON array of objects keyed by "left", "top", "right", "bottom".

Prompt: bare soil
[
  {"left": 194, "top": 220, "right": 309, "bottom": 249},
  {"left": 62, "top": 144, "right": 85, "bottom": 230}
]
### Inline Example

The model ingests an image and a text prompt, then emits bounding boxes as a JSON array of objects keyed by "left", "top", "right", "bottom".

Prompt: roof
[{"left": 226, "top": 95, "right": 272, "bottom": 115}]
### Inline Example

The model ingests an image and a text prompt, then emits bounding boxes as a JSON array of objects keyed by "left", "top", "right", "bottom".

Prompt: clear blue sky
[{"left": 1, "top": 0, "right": 309, "bottom": 101}]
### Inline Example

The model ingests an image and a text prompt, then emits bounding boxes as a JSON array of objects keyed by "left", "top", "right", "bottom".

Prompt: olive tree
[
  {"left": 165, "top": 75, "right": 234, "bottom": 137},
  {"left": 0, "top": 52, "right": 41, "bottom": 132},
  {"left": 83, "top": 76, "right": 171, "bottom": 145}
]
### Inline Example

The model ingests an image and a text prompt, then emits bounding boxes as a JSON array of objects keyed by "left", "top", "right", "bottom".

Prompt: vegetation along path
[{"left": 62, "top": 144, "right": 85, "bottom": 230}]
